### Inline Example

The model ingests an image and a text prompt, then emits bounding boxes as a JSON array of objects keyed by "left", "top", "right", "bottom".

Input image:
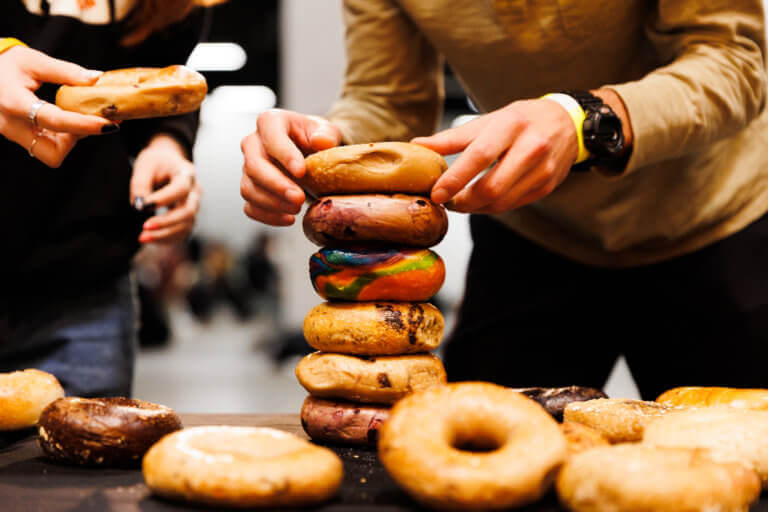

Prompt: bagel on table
[
  {"left": 56, "top": 65, "right": 207, "bottom": 120},
  {"left": 657, "top": 386, "right": 768, "bottom": 410},
  {"left": 0, "top": 369, "right": 64, "bottom": 431},
  {"left": 563, "top": 398, "right": 676, "bottom": 443},
  {"left": 300, "top": 395, "right": 389, "bottom": 446},
  {"left": 310, "top": 248, "right": 445, "bottom": 302},
  {"left": 303, "top": 301, "right": 444, "bottom": 355},
  {"left": 295, "top": 352, "right": 446, "bottom": 404},
  {"left": 38, "top": 397, "right": 182, "bottom": 467},
  {"left": 561, "top": 422, "right": 609, "bottom": 458},
  {"left": 143, "top": 426, "right": 343, "bottom": 508},
  {"left": 512, "top": 386, "right": 608, "bottom": 422},
  {"left": 302, "top": 142, "right": 447, "bottom": 197}
]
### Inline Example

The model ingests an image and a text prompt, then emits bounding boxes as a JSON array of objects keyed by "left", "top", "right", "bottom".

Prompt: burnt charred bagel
[
  {"left": 378, "top": 382, "right": 566, "bottom": 510},
  {"left": 300, "top": 396, "right": 389, "bottom": 446},
  {"left": 302, "top": 142, "right": 447, "bottom": 196},
  {"left": 143, "top": 426, "right": 343, "bottom": 508},
  {"left": 295, "top": 352, "right": 446, "bottom": 404},
  {"left": 303, "top": 301, "right": 444, "bottom": 355},
  {"left": 303, "top": 194, "right": 448, "bottom": 248},
  {"left": 512, "top": 386, "right": 608, "bottom": 422},
  {"left": 56, "top": 65, "right": 207, "bottom": 120},
  {"left": 38, "top": 397, "right": 182, "bottom": 467},
  {"left": 0, "top": 369, "right": 64, "bottom": 431}
]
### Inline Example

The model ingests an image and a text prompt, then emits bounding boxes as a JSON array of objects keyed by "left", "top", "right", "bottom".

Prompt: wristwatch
[{"left": 564, "top": 90, "right": 625, "bottom": 171}]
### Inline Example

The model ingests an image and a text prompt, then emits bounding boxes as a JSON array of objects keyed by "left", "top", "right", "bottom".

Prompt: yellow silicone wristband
[
  {"left": 0, "top": 38, "right": 28, "bottom": 56},
  {"left": 541, "top": 93, "right": 591, "bottom": 164}
]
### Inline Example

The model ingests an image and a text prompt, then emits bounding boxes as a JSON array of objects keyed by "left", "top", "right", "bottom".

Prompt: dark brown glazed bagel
[
  {"left": 38, "top": 397, "right": 182, "bottom": 467},
  {"left": 300, "top": 396, "right": 390, "bottom": 446},
  {"left": 303, "top": 194, "right": 448, "bottom": 248},
  {"left": 512, "top": 386, "right": 608, "bottom": 422}
]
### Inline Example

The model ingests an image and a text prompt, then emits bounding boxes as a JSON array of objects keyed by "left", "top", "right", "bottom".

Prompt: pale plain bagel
[
  {"left": 0, "top": 369, "right": 64, "bottom": 431},
  {"left": 563, "top": 398, "right": 676, "bottom": 443},
  {"left": 143, "top": 426, "right": 343, "bottom": 508}
]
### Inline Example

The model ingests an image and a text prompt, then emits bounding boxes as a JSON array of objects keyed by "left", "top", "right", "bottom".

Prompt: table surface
[{"left": 1, "top": 414, "right": 766, "bottom": 512}]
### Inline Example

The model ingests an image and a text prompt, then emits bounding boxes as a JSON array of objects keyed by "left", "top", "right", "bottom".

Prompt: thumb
[
  {"left": 308, "top": 117, "right": 342, "bottom": 152},
  {"left": 129, "top": 159, "right": 156, "bottom": 206},
  {"left": 27, "top": 49, "right": 102, "bottom": 85}
]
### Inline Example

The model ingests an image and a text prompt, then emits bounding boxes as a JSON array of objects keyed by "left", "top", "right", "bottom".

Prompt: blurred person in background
[
  {"left": 0, "top": 0, "right": 205, "bottom": 397},
  {"left": 241, "top": 1, "right": 768, "bottom": 399}
]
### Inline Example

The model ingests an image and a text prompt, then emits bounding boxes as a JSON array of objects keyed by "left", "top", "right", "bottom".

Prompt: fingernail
[
  {"left": 432, "top": 188, "right": 450, "bottom": 204},
  {"left": 85, "top": 70, "right": 103, "bottom": 81},
  {"left": 139, "top": 233, "right": 153, "bottom": 243},
  {"left": 101, "top": 123, "right": 120, "bottom": 134},
  {"left": 285, "top": 188, "right": 303, "bottom": 204},
  {"left": 143, "top": 221, "right": 156, "bottom": 230},
  {"left": 133, "top": 197, "right": 145, "bottom": 210}
]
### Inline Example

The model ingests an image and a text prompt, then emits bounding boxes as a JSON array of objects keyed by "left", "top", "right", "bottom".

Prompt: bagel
[
  {"left": 300, "top": 395, "right": 389, "bottom": 446},
  {"left": 0, "top": 369, "right": 64, "bottom": 431},
  {"left": 378, "top": 382, "right": 566, "bottom": 510},
  {"left": 38, "top": 397, "right": 182, "bottom": 467},
  {"left": 302, "top": 142, "right": 447, "bottom": 196},
  {"left": 512, "top": 386, "right": 608, "bottom": 422},
  {"left": 303, "top": 301, "right": 444, "bottom": 355},
  {"left": 303, "top": 194, "right": 448, "bottom": 248},
  {"left": 310, "top": 248, "right": 445, "bottom": 302},
  {"left": 657, "top": 386, "right": 768, "bottom": 410},
  {"left": 295, "top": 352, "right": 446, "bottom": 404},
  {"left": 56, "top": 65, "right": 207, "bottom": 121},
  {"left": 643, "top": 406, "right": 768, "bottom": 488},
  {"left": 556, "top": 444, "right": 760, "bottom": 512},
  {"left": 563, "top": 398, "right": 676, "bottom": 443},
  {"left": 561, "top": 422, "right": 609, "bottom": 458},
  {"left": 143, "top": 426, "right": 343, "bottom": 508}
]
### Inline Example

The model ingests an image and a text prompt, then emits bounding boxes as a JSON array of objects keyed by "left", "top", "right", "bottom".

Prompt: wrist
[
  {"left": 0, "top": 38, "right": 27, "bottom": 57},
  {"left": 540, "top": 93, "right": 590, "bottom": 164}
]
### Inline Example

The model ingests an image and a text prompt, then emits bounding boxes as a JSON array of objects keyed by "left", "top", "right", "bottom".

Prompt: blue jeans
[{"left": 0, "top": 274, "right": 138, "bottom": 397}]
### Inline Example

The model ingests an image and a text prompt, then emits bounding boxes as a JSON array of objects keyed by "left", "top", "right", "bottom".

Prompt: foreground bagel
[
  {"left": 302, "top": 142, "right": 447, "bottom": 196},
  {"left": 310, "top": 248, "right": 445, "bottom": 301},
  {"left": 38, "top": 397, "right": 182, "bottom": 466},
  {"left": 56, "top": 65, "right": 207, "bottom": 120},
  {"left": 657, "top": 386, "right": 768, "bottom": 410},
  {"left": 300, "top": 395, "right": 389, "bottom": 446},
  {"left": 512, "top": 386, "right": 608, "bottom": 422},
  {"left": 557, "top": 444, "right": 760, "bottom": 512},
  {"left": 295, "top": 352, "right": 446, "bottom": 404},
  {"left": 303, "top": 194, "right": 448, "bottom": 248},
  {"left": 143, "top": 426, "right": 343, "bottom": 508},
  {"left": 303, "top": 301, "right": 444, "bottom": 355},
  {"left": 644, "top": 406, "right": 768, "bottom": 488},
  {"left": 0, "top": 369, "right": 64, "bottom": 431},
  {"left": 563, "top": 398, "right": 675, "bottom": 443},
  {"left": 379, "top": 382, "right": 566, "bottom": 510},
  {"left": 561, "top": 422, "right": 609, "bottom": 458}
]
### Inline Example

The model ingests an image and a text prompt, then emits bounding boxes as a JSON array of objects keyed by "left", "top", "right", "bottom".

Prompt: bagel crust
[
  {"left": 557, "top": 444, "right": 760, "bottom": 512},
  {"left": 310, "top": 248, "right": 445, "bottom": 302},
  {"left": 303, "top": 301, "right": 444, "bottom": 355},
  {"left": 295, "top": 352, "right": 446, "bottom": 404},
  {"left": 302, "top": 142, "right": 447, "bottom": 196},
  {"left": 143, "top": 426, "right": 343, "bottom": 508},
  {"left": 378, "top": 382, "right": 566, "bottom": 510},
  {"left": 561, "top": 422, "right": 609, "bottom": 458},
  {"left": 0, "top": 369, "right": 64, "bottom": 431},
  {"left": 563, "top": 398, "right": 675, "bottom": 443},
  {"left": 300, "top": 395, "right": 390, "bottom": 446},
  {"left": 56, "top": 65, "right": 207, "bottom": 120},
  {"left": 657, "top": 386, "right": 768, "bottom": 410}
]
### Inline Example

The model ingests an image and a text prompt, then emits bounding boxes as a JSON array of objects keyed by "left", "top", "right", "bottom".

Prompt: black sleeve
[{"left": 118, "top": 8, "right": 207, "bottom": 159}]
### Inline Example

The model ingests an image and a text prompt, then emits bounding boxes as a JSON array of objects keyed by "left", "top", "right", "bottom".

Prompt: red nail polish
[
  {"left": 144, "top": 222, "right": 155, "bottom": 230},
  {"left": 139, "top": 233, "right": 152, "bottom": 243}
]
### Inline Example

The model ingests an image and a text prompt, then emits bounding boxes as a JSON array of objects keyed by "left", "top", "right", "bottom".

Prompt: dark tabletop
[{"left": 0, "top": 414, "right": 766, "bottom": 511}]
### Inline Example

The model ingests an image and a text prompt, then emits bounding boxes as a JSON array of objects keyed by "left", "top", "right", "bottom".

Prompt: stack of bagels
[{"left": 296, "top": 142, "right": 450, "bottom": 446}]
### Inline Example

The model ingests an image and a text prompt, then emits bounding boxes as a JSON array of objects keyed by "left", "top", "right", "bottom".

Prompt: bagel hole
[{"left": 450, "top": 423, "right": 507, "bottom": 454}]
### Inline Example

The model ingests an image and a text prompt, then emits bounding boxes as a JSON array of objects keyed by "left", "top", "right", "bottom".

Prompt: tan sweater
[{"left": 327, "top": 0, "right": 768, "bottom": 267}]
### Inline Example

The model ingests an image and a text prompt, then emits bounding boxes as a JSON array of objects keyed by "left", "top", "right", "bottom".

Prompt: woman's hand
[
  {"left": 130, "top": 135, "right": 201, "bottom": 244},
  {"left": 413, "top": 99, "right": 579, "bottom": 214},
  {"left": 240, "top": 109, "right": 342, "bottom": 226},
  {"left": 0, "top": 46, "right": 119, "bottom": 168}
]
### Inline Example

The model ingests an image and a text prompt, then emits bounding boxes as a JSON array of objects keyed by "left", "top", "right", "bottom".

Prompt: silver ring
[
  {"left": 28, "top": 99, "right": 46, "bottom": 127},
  {"left": 28, "top": 137, "right": 39, "bottom": 158}
]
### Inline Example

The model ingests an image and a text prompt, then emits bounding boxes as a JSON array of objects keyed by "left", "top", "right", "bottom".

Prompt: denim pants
[{"left": 0, "top": 274, "right": 138, "bottom": 397}]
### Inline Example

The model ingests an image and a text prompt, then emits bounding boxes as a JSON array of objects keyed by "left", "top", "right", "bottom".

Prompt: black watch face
[{"left": 584, "top": 110, "right": 624, "bottom": 156}]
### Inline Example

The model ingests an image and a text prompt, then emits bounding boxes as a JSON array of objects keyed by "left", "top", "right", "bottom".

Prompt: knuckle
[
  {"left": 474, "top": 181, "right": 501, "bottom": 201},
  {"left": 528, "top": 135, "right": 550, "bottom": 156},
  {"left": 470, "top": 146, "right": 496, "bottom": 165}
]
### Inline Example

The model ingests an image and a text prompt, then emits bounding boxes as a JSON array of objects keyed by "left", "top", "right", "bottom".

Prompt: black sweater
[{"left": 1, "top": 2, "right": 204, "bottom": 306}]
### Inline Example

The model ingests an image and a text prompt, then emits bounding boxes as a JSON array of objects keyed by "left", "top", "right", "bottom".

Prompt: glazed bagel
[
  {"left": 561, "top": 422, "right": 609, "bottom": 458},
  {"left": 556, "top": 444, "right": 760, "bottom": 512},
  {"left": 310, "top": 248, "right": 445, "bottom": 302},
  {"left": 300, "top": 395, "right": 390, "bottom": 446},
  {"left": 379, "top": 382, "right": 566, "bottom": 510},
  {"left": 295, "top": 352, "right": 446, "bottom": 404},
  {"left": 303, "top": 301, "right": 444, "bottom": 355},
  {"left": 563, "top": 398, "right": 676, "bottom": 443},
  {"left": 302, "top": 142, "right": 447, "bottom": 196},
  {"left": 0, "top": 369, "right": 64, "bottom": 431},
  {"left": 303, "top": 194, "right": 448, "bottom": 248},
  {"left": 38, "top": 397, "right": 182, "bottom": 467},
  {"left": 56, "top": 65, "right": 207, "bottom": 121},
  {"left": 644, "top": 407, "right": 768, "bottom": 488},
  {"left": 657, "top": 386, "right": 768, "bottom": 410},
  {"left": 512, "top": 386, "right": 608, "bottom": 422},
  {"left": 143, "top": 426, "right": 343, "bottom": 508}
]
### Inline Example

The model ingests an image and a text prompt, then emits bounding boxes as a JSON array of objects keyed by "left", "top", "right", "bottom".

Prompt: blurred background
[{"left": 132, "top": 0, "right": 640, "bottom": 412}]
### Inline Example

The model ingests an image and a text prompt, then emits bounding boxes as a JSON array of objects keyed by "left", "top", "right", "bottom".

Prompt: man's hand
[{"left": 240, "top": 109, "right": 342, "bottom": 226}]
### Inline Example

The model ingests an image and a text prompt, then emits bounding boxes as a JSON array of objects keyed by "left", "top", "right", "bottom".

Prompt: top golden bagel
[
  {"left": 657, "top": 386, "right": 768, "bottom": 411},
  {"left": 302, "top": 142, "right": 447, "bottom": 196},
  {"left": 56, "top": 65, "right": 207, "bottom": 121}
]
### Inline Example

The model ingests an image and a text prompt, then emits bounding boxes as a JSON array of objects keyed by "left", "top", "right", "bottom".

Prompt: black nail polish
[{"left": 101, "top": 123, "right": 120, "bottom": 134}]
